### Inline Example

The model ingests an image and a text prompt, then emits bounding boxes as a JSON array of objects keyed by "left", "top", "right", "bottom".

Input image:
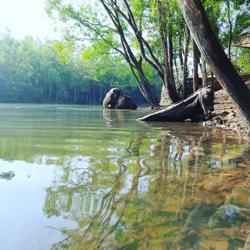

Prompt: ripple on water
[{"left": 0, "top": 104, "right": 249, "bottom": 250}]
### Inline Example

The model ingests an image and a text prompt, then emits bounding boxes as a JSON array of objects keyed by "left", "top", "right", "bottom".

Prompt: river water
[{"left": 0, "top": 104, "right": 249, "bottom": 250}]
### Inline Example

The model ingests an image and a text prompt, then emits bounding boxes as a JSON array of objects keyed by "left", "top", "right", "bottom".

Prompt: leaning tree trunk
[
  {"left": 177, "top": 0, "right": 250, "bottom": 129},
  {"left": 137, "top": 68, "right": 160, "bottom": 108},
  {"left": 226, "top": 0, "right": 233, "bottom": 60}
]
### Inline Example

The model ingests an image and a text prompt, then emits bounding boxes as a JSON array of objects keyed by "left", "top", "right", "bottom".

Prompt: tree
[
  {"left": 156, "top": 0, "right": 181, "bottom": 103},
  {"left": 44, "top": 0, "right": 250, "bottom": 108},
  {"left": 192, "top": 39, "right": 200, "bottom": 92},
  {"left": 47, "top": 0, "right": 160, "bottom": 108},
  {"left": 177, "top": 0, "right": 250, "bottom": 129}
]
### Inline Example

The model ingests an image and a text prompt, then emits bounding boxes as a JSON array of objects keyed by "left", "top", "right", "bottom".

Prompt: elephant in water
[{"left": 103, "top": 88, "right": 137, "bottom": 110}]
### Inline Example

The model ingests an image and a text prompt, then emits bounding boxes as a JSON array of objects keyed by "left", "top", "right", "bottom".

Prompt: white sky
[{"left": 0, "top": 0, "right": 60, "bottom": 39}]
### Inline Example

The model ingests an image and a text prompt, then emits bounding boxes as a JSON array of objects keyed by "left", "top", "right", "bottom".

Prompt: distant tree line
[{"left": 0, "top": 33, "right": 161, "bottom": 104}]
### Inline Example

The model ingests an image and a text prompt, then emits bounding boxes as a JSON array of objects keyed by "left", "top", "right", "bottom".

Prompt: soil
[{"left": 204, "top": 83, "right": 250, "bottom": 136}]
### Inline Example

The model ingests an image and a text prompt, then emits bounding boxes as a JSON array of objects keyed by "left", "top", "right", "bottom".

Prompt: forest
[
  {"left": 0, "top": 34, "right": 152, "bottom": 104},
  {"left": 0, "top": 0, "right": 249, "bottom": 107}
]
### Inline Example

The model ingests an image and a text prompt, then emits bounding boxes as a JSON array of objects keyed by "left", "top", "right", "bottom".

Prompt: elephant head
[
  {"left": 103, "top": 88, "right": 123, "bottom": 109},
  {"left": 103, "top": 88, "right": 137, "bottom": 110}
]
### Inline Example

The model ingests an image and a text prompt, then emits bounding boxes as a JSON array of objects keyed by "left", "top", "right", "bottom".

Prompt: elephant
[{"left": 103, "top": 88, "right": 137, "bottom": 110}]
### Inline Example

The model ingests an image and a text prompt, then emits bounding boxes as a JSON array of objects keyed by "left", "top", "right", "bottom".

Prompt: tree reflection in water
[{"left": 43, "top": 125, "right": 250, "bottom": 250}]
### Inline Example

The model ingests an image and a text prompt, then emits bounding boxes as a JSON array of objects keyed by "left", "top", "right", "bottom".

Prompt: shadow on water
[{"left": 42, "top": 120, "right": 250, "bottom": 250}]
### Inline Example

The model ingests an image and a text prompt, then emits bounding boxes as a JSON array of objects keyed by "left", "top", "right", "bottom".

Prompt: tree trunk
[
  {"left": 139, "top": 86, "right": 214, "bottom": 122},
  {"left": 200, "top": 56, "right": 208, "bottom": 87},
  {"left": 164, "top": 30, "right": 181, "bottom": 103},
  {"left": 157, "top": 1, "right": 180, "bottom": 104},
  {"left": 177, "top": 0, "right": 250, "bottom": 129},
  {"left": 179, "top": 37, "right": 184, "bottom": 74},
  {"left": 137, "top": 68, "right": 159, "bottom": 108},
  {"left": 74, "top": 87, "right": 77, "bottom": 104},
  {"left": 174, "top": 55, "right": 181, "bottom": 86},
  {"left": 183, "top": 28, "right": 190, "bottom": 98},
  {"left": 192, "top": 39, "right": 200, "bottom": 92},
  {"left": 226, "top": 0, "right": 232, "bottom": 60}
]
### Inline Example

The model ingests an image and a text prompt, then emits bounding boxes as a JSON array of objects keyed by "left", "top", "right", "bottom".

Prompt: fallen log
[{"left": 138, "top": 85, "right": 214, "bottom": 122}]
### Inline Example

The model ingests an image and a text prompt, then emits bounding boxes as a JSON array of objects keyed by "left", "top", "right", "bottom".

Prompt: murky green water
[{"left": 0, "top": 104, "right": 249, "bottom": 250}]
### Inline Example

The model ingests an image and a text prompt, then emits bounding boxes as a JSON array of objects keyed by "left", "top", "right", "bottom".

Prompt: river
[{"left": 0, "top": 104, "right": 249, "bottom": 250}]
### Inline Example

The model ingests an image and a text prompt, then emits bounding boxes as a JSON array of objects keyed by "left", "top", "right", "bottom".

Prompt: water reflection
[
  {"left": 103, "top": 109, "right": 126, "bottom": 127},
  {"left": 0, "top": 171, "right": 15, "bottom": 181},
  {"left": 43, "top": 125, "right": 250, "bottom": 250},
  {"left": 0, "top": 105, "right": 248, "bottom": 249}
]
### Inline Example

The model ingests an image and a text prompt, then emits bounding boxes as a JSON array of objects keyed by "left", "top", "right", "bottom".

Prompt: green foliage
[
  {"left": 46, "top": 0, "right": 249, "bottom": 106},
  {"left": 0, "top": 33, "right": 151, "bottom": 104},
  {"left": 236, "top": 49, "right": 250, "bottom": 72},
  {"left": 1, "top": 0, "right": 249, "bottom": 105}
]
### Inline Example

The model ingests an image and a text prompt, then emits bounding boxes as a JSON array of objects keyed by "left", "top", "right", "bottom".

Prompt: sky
[{"left": 0, "top": 0, "right": 60, "bottom": 39}]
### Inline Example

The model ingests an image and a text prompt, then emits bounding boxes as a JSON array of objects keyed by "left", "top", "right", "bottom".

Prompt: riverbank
[
  {"left": 204, "top": 89, "right": 249, "bottom": 136},
  {"left": 204, "top": 76, "right": 250, "bottom": 136},
  {"left": 160, "top": 77, "right": 250, "bottom": 136}
]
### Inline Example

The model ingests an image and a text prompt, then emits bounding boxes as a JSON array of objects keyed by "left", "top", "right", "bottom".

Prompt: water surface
[{"left": 0, "top": 104, "right": 249, "bottom": 250}]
